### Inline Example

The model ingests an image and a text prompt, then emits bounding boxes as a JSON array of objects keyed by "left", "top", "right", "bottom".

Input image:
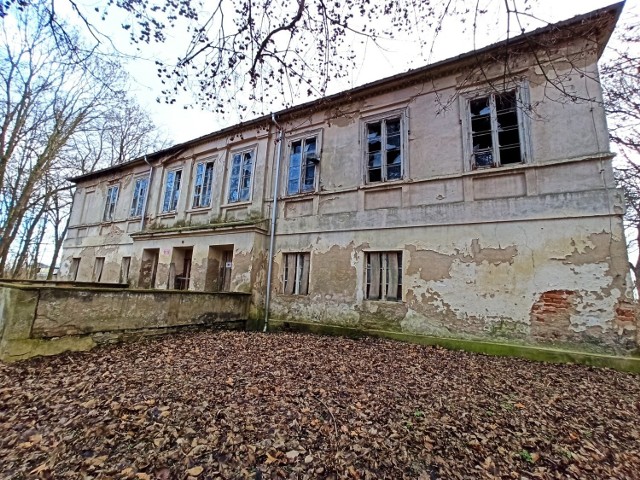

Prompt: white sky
[{"left": 68, "top": 0, "right": 639, "bottom": 145}]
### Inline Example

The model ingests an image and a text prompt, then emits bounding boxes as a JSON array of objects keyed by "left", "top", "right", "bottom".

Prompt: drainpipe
[
  {"left": 140, "top": 155, "right": 153, "bottom": 231},
  {"left": 263, "top": 114, "right": 284, "bottom": 332}
]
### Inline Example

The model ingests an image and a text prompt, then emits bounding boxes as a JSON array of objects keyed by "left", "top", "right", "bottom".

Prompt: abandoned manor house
[{"left": 59, "top": 3, "right": 638, "bottom": 353}]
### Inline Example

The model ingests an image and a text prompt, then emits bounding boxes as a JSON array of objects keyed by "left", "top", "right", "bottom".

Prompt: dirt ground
[{"left": 1, "top": 331, "right": 639, "bottom": 479}]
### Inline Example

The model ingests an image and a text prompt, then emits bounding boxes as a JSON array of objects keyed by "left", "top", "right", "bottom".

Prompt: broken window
[
  {"left": 283, "top": 252, "right": 310, "bottom": 295},
  {"left": 469, "top": 89, "right": 524, "bottom": 169},
  {"left": 365, "top": 117, "right": 403, "bottom": 183},
  {"left": 93, "top": 257, "right": 105, "bottom": 282},
  {"left": 192, "top": 161, "right": 214, "bottom": 208},
  {"left": 130, "top": 177, "right": 149, "bottom": 218},
  {"left": 228, "top": 150, "right": 254, "bottom": 203},
  {"left": 365, "top": 251, "right": 402, "bottom": 301},
  {"left": 103, "top": 185, "right": 119, "bottom": 222},
  {"left": 162, "top": 169, "right": 182, "bottom": 213},
  {"left": 69, "top": 258, "right": 80, "bottom": 281},
  {"left": 287, "top": 136, "right": 318, "bottom": 195}
]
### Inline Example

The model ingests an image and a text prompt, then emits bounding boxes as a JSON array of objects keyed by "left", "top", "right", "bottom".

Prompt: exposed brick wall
[{"left": 530, "top": 290, "right": 576, "bottom": 322}]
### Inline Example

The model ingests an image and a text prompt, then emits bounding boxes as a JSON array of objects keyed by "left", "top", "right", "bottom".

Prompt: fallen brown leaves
[{"left": 1, "top": 331, "right": 639, "bottom": 479}]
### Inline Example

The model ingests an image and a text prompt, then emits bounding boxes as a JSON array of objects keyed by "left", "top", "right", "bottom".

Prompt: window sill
[
  {"left": 157, "top": 212, "right": 178, "bottom": 218},
  {"left": 186, "top": 206, "right": 212, "bottom": 213},
  {"left": 359, "top": 179, "right": 405, "bottom": 191},
  {"left": 222, "top": 201, "right": 252, "bottom": 209},
  {"left": 282, "top": 191, "right": 317, "bottom": 201}
]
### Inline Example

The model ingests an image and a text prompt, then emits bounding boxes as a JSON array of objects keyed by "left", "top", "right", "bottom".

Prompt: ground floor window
[
  {"left": 366, "top": 251, "right": 402, "bottom": 301},
  {"left": 93, "top": 257, "right": 105, "bottom": 282},
  {"left": 69, "top": 258, "right": 80, "bottom": 281},
  {"left": 283, "top": 252, "right": 310, "bottom": 295}
]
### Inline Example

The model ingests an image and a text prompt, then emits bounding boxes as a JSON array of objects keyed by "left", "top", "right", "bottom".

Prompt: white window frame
[
  {"left": 103, "top": 185, "right": 119, "bottom": 222},
  {"left": 227, "top": 148, "right": 255, "bottom": 204},
  {"left": 283, "top": 252, "right": 311, "bottom": 295},
  {"left": 461, "top": 82, "right": 532, "bottom": 171},
  {"left": 285, "top": 132, "right": 321, "bottom": 196},
  {"left": 161, "top": 168, "right": 183, "bottom": 213},
  {"left": 129, "top": 176, "right": 149, "bottom": 218},
  {"left": 365, "top": 251, "right": 403, "bottom": 302},
  {"left": 192, "top": 160, "right": 215, "bottom": 209},
  {"left": 362, "top": 110, "right": 407, "bottom": 184}
]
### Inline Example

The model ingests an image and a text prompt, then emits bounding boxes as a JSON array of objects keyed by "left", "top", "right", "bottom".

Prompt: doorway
[
  {"left": 138, "top": 248, "right": 159, "bottom": 289},
  {"left": 205, "top": 245, "right": 234, "bottom": 292},
  {"left": 170, "top": 247, "right": 193, "bottom": 290}
]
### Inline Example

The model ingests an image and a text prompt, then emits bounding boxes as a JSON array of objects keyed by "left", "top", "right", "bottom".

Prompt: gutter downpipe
[
  {"left": 263, "top": 114, "right": 284, "bottom": 332},
  {"left": 140, "top": 155, "right": 153, "bottom": 231}
]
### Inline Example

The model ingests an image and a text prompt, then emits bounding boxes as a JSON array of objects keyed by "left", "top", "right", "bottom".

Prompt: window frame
[
  {"left": 364, "top": 251, "right": 403, "bottom": 302},
  {"left": 192, "top": 159, "right": 215, "bottom": 209},
  {"left": 227, "top": 148, "right": 256, "bottom": 204},
  {"left": 103, "top": 184, "right": 119, "bottom": 222},
  {"left": 362, "top": 110, "right": 408, "bottom": 184},
  {"left": 282, "top": 252, "right": 311, "bottom": 295},
  {"left": 461, "top": 82, "right": 532, "bottom": 171},
  {"left": 285, "top": 131, "right": 321, "bottom": 196},
  {"left": 129, "top": 176, "right": 149, "bottom": 218},
  {"left": 161, "top": 168, "right": 183, "bottom": 213}
]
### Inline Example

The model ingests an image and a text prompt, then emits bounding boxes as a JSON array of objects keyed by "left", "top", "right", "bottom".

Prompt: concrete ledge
[{"left": 268, "top": 319, "right": 640, "bottom": 374}]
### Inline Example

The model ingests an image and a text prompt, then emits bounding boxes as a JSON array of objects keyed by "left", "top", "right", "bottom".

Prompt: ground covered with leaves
[{"left": 1, "top": 332, "right": 639, "bottom": 479}]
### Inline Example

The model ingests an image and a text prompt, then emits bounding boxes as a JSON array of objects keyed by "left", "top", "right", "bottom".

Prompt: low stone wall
[{"left": 0, "top": 282, "right": 250, "bottom": 361}]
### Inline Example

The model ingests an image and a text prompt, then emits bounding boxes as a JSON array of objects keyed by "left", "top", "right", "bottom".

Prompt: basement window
[
  {"left": 466, "top": 88, "right": 529, "bottom": 169},
  {"left": 162, "top": 169, "right": 182, "bottom": 213},
  {"left": 130, "top": 177, "right": 149, "bottom": 218},
  {"left": 366, "top": 251, "right": 402, "bottom": 301},
  {"left": 192, "top": 161, "right": 214, "bottom": 208},
  {"left": 103, "top": 185, "right": 119, "bottom": 222},
  {"left": 283, "top": 252, "right": 310, "bottom": 295},
  {"left": 365, "top": 116, "right": 403, "bottom": 183},
  {"left": 287, "top": 136, "right": 319, "bottom": 195}
]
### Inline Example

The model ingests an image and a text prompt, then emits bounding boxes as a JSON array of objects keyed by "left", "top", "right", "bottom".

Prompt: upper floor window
[
  {"left": 192, "top": 161, "right": 214, "bottom": 208},
  {"left": 287, "top": 136, "right": 318, "bottom": 195},
  {"left": 467, "top": 89, "right": 527, "bottom": 169},
  {"left": 130, "top": 177, "right": 148, "bottom": 218},
  {"left": 162, "top": 169, "right": 182, "bottom": 213},
  {"left": 228, "top": 150, "right": 254, "bottom": 203},
  {"left": 365, "top": 116, "right": 403, "bottom": 183},
  {"left": 103, "top": 185, "right": 119, "bottom": 222},
  {"left": 365, "top": 251, "right": 402, "bottom": 302}
]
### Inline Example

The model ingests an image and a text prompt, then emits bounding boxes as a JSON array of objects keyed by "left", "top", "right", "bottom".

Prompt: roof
[{"left": 70, "top": 1, "right": 624, "bottom": 184}]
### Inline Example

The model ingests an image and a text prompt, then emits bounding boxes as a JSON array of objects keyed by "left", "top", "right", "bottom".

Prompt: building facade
[{"left": 62, "top": 4, "right": 638, "bottom": 352}]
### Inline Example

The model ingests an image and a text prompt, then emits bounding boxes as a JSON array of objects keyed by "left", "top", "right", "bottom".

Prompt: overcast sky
[{"left": 71, "top": 0, "right": 638, "bottom": 145}]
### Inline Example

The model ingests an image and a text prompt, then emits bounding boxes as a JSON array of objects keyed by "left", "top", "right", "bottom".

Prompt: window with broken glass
[
  {"left": 129, "top": 177, "right": 148, "bottom": 217},
  {"left": 162, "top": 169, "right": 182, "bottom": 213},
  {"left": 469, "top": 90, "right": 523, "bottom": 169},
  {"left": 228, "top": 150, "right": 254, "bottom": 203},
  {"left": 283, "top": 252, "right": 310, "bottom": 295},
  {"left": 287, "top": 136, "right": 318, "bottom": 195},
  {"left": 192, "top": 161, "right": 214, "bottom": 208},
  {"left": 366, "top": 117, "right": 403, "bottom": 183},
  {"left": 103, "top": 185, "right": 119, "bottom": 222},
  {"left": 365, "top": 251, "right": 402, "bottom": 301}
]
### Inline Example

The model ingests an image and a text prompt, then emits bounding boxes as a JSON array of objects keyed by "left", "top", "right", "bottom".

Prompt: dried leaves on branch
[{"left": 1, "top": 331, "right": 639, "bottom": 479}]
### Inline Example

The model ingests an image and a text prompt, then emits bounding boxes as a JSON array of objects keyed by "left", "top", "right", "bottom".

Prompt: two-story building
[{"left": 62, "top": 3, "right": 638, "bottom": 352}]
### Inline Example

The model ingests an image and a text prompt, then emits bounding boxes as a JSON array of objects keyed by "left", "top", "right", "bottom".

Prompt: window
[
  {"left": 120, "top": 256, "right": 131, "bottom": 284},
  {"left": 93, "top": 257, "right": 105, "bottom": 282},
  {"left": 192, "top": 161, "right": 214, "bottom": 208},
  {"left": 103, "top": 185, "right": 119, "bottom": 221},
  {"left": 283, "top": 252, "right": 310, "bottom": 295},
  {"left": 287, "top": 136, "right": 318, "bottom": 195},
  {"left": 365, "top": 117, "right": 403, "bottom": 183},
  {"left": 162, "top": 169, "right": 182, "bottom": 213},
  {"left": 228, "top": 150, "right": 254, "bottom": 203},
  {"left": 365, "top": 252, "right": 402, "bottom": 301},
  {"left": 130, "top": 177, "right": 149, "bottom": 217},
  {"left": 69, "top": 258, "right": 80, "bottom": 281},
  {"left": 468, "top": 89, "right": 525, "bottom": 169}
]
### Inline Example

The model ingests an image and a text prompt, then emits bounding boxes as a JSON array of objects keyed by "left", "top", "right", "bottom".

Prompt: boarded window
[
  {"left": 130, "top": 177, "right": 149, "bottom": 217},
  {"left": 469, "top": 90, "right": 523, "bottom": 169},
  {"left": 162, "top": 169, "right": 182, "bottom": 212},
  {"left": 365, "top": 117, "right": 403, "bottom": 183},
  {"left": 365, "top": 252, "right": 402, "bottom": 301},
  {"left": 283, "top": 252, "right": 310, "bottom": 295},
  {"left": 93, "top": 257, "right": 105, "bottom": 282},
  {"left": 192, "top": 161, "right": 214, "bottom": 208},
  {"left": 103, "top": 185, "right": 119, "bottom": 221}
]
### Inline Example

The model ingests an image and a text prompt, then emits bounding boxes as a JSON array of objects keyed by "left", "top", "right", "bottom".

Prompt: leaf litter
[{"left": 1, "top": 331, "right": 639, "bottom": 479}]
